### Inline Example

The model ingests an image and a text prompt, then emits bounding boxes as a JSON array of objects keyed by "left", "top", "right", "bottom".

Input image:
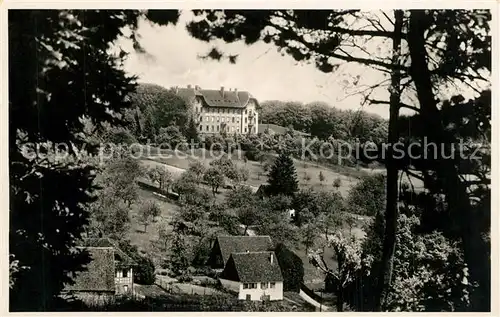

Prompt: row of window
[
  {"left": 201, "top": 116, "right": 257, "bottom": 124},
  {"left": 243, "top": 282, "right": 276, "bottom": 289},
  {"left": 199, "top": 125, "right": 255, "bottom": 133},
  {"left": 196, "top": 107, "right": 255, "bottom": 115},
  {"left": 116, "top": 269, "right": 130, "bottom": 278}
]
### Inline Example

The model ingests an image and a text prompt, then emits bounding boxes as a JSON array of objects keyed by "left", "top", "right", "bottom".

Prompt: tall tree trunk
[
  {"left": 374, "top": 9, "right": 403, "bottom": 311},
  {"left": 407, "top": 9, "right": 490, "bottom": 311}
]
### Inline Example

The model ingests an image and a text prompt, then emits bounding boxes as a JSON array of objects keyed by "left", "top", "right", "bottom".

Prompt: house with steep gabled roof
[
  {"left": 63, "top": 238, "right": 137, "bottom": 304},
  {"left": 174, "top": 85, "right": 259, "bottom": 135},
  {"left": 207, "top": 235, "right": 274, "bottom": 270},
  {"left": 219, "top": 251, "right": 284, "bottom": 301}
]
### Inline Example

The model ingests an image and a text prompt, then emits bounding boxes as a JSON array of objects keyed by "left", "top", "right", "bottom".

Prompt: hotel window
[
  {"left": 261, "top": 282, "right": 268, "bottom": 289},
  {"left": 211, "top": 125, "right": 214, "bottom": 132},
  {"left": 231, "top": 126, "right": 235, "bottom": 132},
  {"left": 243, "top": 283, "right": 248, "bottom": 289},
  {"left": 217, "top": 125, "right": 219, "bottom": 131},
  {"left": 245, "top": 117, "right": 247, "bottom": 123},
  {"left": 245, "top": 109, "right": 248, "bottom": 114},
  {"left": 217, "top": 117, "right": 220, "bottom": 122},
  {"left": 245, "top": 127, "right": 247, "bottom": 133},
  {"left": 251, "top": 283, "right": 257, "bottom": 289},
  {"left": 237, "top": 128, "right": 240, "bottom": 133},
  {"left": 270, "top": 282, "right": 276, "bottom": 288},
  {"left": 217, "top": 109, "right": 220, "bottom": 113},
  {"left": 206, "top": 125, "right": 209, "bottom": 131},
  {"left": 123, "top": 269, "right": 128, "bottom": 278},
  {"left": 212, "top": 116, "right": 214, "bottom": 122},
  {"left": 206, "top": 116, "right": 209, "bottom": 122},
  {"left": 232, "top": 117, "right": 235, "bottom": 123}
]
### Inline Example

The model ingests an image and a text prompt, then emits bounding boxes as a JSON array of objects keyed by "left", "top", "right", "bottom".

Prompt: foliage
[
  {"left": 167, "top": 231, "right": 190, "bottom": 276},
  {"left": 156, "top": 125, "right": 188, "bottom": 150},
  {"left": 137, "top": 200, "right": 161, "bottom": 232},
  {"left": 275, "top": 243, "right": 304, "bottom": 292},
  {"left": 172, "top": 171, "right": 198, "bottom": 199},
  {"left": 387, "top": 214, "right": 473, "bottom": 311},
  {"left": 9, "top": 10, "right": 143, "bottom": 308},
  {"left": 187, "top": 161, "right": 206, "bottom": 183},
  {"left": 147, "top": 166, "right": 173, "bottom": 191},
  {"left": 203, "top": 167, "right": 225, "bottom": 196},
  {"left": 226, "top": 185, "right": 256, "bottom": 209},
  {"left": 310, "top": 232, "right": 372, "bottom": 312},
  {"left": 133, "top": 255, "right": 156, "bottom": 285},
  {"left": 185, "top": 116, "right": 200, "bottom": 144},
  {"left": 346, "top": 174, "right": 386, "bottom": 216},
  {"left": 128, "top": 83, "right": 191, "bottom": 138},
  {"left": 318, "top": 171, "right": 326, "bottom": 184},
  {"left": 267, "top": 152, "right": 299, "bottom": 197}
]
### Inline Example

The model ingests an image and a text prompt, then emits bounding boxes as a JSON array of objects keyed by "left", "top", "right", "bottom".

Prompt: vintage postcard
[{"left": 2, "top": 1, "right": 497, "bottom": 313}]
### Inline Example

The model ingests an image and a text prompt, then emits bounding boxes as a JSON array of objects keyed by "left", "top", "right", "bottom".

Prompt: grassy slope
[{"left": 128, "top": 146, "right": 376, "bottom": 287}]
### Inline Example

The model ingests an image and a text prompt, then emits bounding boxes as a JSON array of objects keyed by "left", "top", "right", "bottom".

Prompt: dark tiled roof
[
  {"left": 65, "top": 247, "right": 115, "bottom": 292},
  {"left": 217, "top": 235, "right": 273, "bottom": 265},
  {"left": 229, "top": 251, "right": 283, "bottom": 283},
  {"left": 83, "top": 238, "right": 136, "bottom": 266},
  {"left": 176, "top": 87, "right": 257, "bottom": 109}
]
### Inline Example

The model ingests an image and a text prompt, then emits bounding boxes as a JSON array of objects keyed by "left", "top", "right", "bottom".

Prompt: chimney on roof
[
  {"left": 220, "top": 86, "right": 225, "bottom": 97},
  {"left": 270, "top": 252, "right": 274, "bottom": 265},
  {"left": 187, "top": 84, "right": 192, "bottom": 89}
]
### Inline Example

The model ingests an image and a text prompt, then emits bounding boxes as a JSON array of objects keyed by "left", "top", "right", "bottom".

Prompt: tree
[
  {"left": 346, "top": 174, "right": 386, "bottom": 217},
  {"left": 333, "top": 177, "right": 342, "bottom": 190},
  {"left": 156, "top": 125, "right": 187, "bottom": 150},
  {"left": 318, "top": 171, "right": 326, "bottom": 185},
  {"left": 168, "top": 232, "right": 190, "bottom": 276},
  {"left": 8, "top": 9, "right": 167, "bottom": 309},
  {"left": 105, "top": 155, "right": 143, "bottom": 207},
  {"left": 275, "top": 243, "right": 304, "bottom": 292},
  {"left": 129, "top": 83, "right": 190, "bottom": 134},
  {"left": 187, "top": 161, "right": 206, "bottom": 183},
  {"left": 267, "top": 152, "right": 299, "bottom": 197},
  {"left": 134, "top": 256, "right": 156, "bottom": 285},
  {"left": 138, "top": 200, "right": 161, "bottom": 232},
  {"left": 310, "top": 232, "right": 372, "bottom": 312},
  {"left": 185, "top": 116, "right": 200, "bottom": 144},
  {"left": 147, "top": 166, "right": 173, "bottom": 191},
  {"left": 203, "top": 167, "right": 225, "bottom": 196},
  {"left": 172, "top": 171, "right": 198, "bottom": 200},
  {"left": 226, "top": 185, "right": 256, "bottom": 209},
  {"left": 236, "top": 205, "right": 262, "bottom": 235},
  {"left": 300, "top": 215, "right": 318, "bottom": 255}
]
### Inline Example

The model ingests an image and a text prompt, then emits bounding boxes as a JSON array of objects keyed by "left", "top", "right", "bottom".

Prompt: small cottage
[
  {"left": 219, "top": 251, "right": 284, "bottom": 301},
  {"left": 64, "top": 238, "right": 136, "bottom": 304}
]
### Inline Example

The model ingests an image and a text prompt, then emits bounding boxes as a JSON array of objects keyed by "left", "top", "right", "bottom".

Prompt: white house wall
[{"left": 237, "top": 281, "right": 283, "bottom": 301}]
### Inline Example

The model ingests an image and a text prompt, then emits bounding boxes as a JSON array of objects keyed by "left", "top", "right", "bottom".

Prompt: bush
[
  {"left": 275, "top": 243, "right": 304, "bottom": 292},
  {"left": 244, "top": 148, "right": 261, "bottom": 161},
  {"left": 134, "top": 256, "right": 156, "bottom": 285}
]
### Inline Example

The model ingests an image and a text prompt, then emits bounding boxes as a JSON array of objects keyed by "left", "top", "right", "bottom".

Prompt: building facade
[
  {"left": 175, "top": 85, "right": 259, "bottom": 135},
  {"left": 219, "top": 251, "right": 284, "bottom": 301}
]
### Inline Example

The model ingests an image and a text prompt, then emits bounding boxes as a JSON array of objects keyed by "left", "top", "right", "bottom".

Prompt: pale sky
[
  {"left": 115, "top": 11, "right": 488, "bottom": 120},
  {"left": 115, "top": 12, "right": 392, "bottom": 118}
]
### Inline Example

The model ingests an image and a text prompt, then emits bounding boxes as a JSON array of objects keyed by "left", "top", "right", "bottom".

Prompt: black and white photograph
[{"left": 4, "top": 2, "right": 496, "bottom": 313}]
